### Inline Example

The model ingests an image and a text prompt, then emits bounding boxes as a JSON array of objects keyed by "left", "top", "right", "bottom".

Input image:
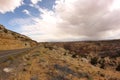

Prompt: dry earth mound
[{"left": 0, "top": 24, "right": 37, "bottom": 50}]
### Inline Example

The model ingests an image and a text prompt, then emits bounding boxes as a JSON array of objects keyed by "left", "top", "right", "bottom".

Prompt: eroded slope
[{"left": 0, "top": 24, "right": 37, "bottom": 50}]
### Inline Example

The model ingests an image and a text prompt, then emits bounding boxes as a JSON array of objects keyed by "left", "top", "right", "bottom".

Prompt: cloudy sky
[{"left": 0, "top": 0, "right": 120, "bottom": 42}]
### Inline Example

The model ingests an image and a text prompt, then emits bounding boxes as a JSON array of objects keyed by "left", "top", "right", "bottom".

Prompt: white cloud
[
  {"left": 22, "top": 9, "right": 31, "bottom": 15},
  {"left": 31, "top": 0, "right": 42, "bottom": 4},
  {"left": 9, "top": 18, "right": 35, "bottom": 26},
  {"left": 0, "top": 0, "right": 23, "bottom": 14},
  {"left": 110, "top": 0, "right": 120, "bottom": 11},
  {"left": 16, "top": 0, "right": 120, "bottom": 42}
]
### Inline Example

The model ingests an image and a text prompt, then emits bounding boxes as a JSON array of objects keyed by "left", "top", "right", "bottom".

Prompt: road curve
[{"left": 0, "top": 48, "right": 31, "bottom": 59}]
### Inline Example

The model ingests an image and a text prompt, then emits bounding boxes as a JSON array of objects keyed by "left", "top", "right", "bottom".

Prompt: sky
[{"left": 0, "top": 0, "right": 120, "bottom": 42}]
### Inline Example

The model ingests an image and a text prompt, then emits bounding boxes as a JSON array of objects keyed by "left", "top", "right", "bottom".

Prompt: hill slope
[
  {"left": 0, "top": 42, "right": 120, "bottom": 80},
  {"left": 0, "top": 24, "right": 37, "bottom": 50}
]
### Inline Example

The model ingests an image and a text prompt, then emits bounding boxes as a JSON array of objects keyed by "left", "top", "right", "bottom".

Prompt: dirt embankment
[{"left": 0, "top": 24, "right": 37, "bottom": 50}]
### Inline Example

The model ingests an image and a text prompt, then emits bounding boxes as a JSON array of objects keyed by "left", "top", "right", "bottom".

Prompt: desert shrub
[
  {"left": 72, "top": 54, "right": 78, "bottom": 58},
  {"left": 4, "top": 29, "right": 8, "bottom": 33},
  {"left": 90, "top": 57, "right": 98, "bottom": 65},
  {"left": 116, "top": 64, "right": 120, "bottom": 71},
  {"left": 100, "top": 63, "right": 105, "bottom": 69}
]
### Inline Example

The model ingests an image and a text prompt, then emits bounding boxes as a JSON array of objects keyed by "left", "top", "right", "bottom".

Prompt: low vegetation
[{"left": 0, "top": 41, "right": 120, "bottom": 80}]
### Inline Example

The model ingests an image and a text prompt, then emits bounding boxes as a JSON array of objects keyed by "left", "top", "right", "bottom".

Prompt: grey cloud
[
  {"left": 55, "top": 0, "right": 120, "bottom": 40},
  {"left": 19, "top": 0, "right": 120, "bottom": 42}
]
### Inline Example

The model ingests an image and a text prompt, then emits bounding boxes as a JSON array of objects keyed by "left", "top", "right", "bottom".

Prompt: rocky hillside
[
  {"left": 0, "top": 42, "right": 120, "bottom": 80},
  {"left": 40, "top": 41, "right": 120, "bottom": 71},
  {"left": 0, "top": 24, "right": 37, "bottom": 50}
]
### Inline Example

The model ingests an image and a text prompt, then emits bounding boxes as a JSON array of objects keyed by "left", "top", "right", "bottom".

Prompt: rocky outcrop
[{"left": 0, "top": 24, "right": 37, "bottom": 50}]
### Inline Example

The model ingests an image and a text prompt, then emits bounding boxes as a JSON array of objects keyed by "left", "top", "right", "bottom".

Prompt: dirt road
[{"left": 0, "top": 48, "right": 31, "bottom": 59}]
